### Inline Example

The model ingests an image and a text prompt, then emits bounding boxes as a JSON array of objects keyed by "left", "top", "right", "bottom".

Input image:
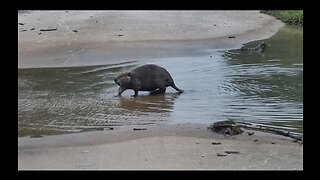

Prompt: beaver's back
[{"left": 131, "top": 64, "right": 174, "bottom": 90}]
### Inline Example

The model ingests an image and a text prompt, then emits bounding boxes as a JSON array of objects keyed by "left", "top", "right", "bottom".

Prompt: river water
[{"left": 18, "top": 25, "right": 303, "bottom": 137}]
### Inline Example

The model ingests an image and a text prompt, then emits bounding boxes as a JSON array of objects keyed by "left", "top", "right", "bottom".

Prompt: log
[{"left": 236, "top": 122, "right": 303, "bottom": 142}]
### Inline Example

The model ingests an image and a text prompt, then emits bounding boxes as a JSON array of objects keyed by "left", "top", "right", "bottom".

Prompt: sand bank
[
  {"left": 18, "top": 123, "right": 302, "bottom": 170},
  {"left": 18, "top": 10, "right": 284, "bottom": 68}
]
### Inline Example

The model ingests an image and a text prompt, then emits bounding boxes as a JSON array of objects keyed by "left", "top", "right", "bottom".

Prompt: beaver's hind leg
[{"left": 150, "top": 87, "right": 166, "bottom": 95}]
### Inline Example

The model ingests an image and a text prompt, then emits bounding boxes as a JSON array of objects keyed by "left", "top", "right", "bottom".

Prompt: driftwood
[
  {"left": 236, "top": 122, "right": 303, "bottom": 143},
  {"left": 225, "top": 150, "right": 240, "bottom": 154},
  {"left": 39, "top": 28, "right": 57, "bottom": 31},
  {"left": 133, "top": 128, "right": 147, "bottom": 131},
  {"left": 209, "top": 120, "right": 303, "bottom": 143}
]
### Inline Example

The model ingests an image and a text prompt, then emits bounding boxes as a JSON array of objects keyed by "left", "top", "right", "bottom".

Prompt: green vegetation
[{"left": 261, "top": 10, "right": 303, "bottom": 26}]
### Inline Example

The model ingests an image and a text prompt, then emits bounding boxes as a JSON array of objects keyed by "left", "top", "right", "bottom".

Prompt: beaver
[{"left": 114, "top": 64, "right": 184, "bottom": 97}]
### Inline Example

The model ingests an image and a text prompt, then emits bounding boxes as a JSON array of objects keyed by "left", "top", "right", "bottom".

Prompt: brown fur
[{"left": 114, "top": 64, "right": 184, "bottom": 97}]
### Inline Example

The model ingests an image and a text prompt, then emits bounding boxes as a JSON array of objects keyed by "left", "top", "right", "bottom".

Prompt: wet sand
[
  {"left": 18, "top": 123, "right": 302, "bottom": 170},
  {"left": 17, "top": 11, "right": 303, "bottom": 170}
]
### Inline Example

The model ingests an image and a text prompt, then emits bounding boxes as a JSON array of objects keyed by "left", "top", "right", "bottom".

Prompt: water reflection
[
  {"left": 221, "top": 25, "right": 303, "bottom": 132},
  {"left": 118, "top": 94, "right": 176, "bottom": 113}
]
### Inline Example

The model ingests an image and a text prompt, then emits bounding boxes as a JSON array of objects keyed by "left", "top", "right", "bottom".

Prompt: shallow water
[{"left": 18, "top": 25, "right": 303, "bottom": 137}]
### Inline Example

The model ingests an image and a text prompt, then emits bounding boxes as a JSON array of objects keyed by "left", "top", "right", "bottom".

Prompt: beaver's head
[{"left": 114, "top": 72, "right": 132, "bottom": 86}]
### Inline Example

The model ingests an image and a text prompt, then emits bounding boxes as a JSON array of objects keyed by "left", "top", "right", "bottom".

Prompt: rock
[
  {"left": 228, "top": 36, "right": 235, "bottom": 38},
  {"left": 18, "top": 23, "right": 25, "bottom": 25},
  {"left": 247, "top": 131, "right": 254, "bottom": 136},
  {"left": 72, "top": 30, "right": 78, "bottom": 33},
  {"left": 208, "top": 120, "right": 244, "bottom": 136}
]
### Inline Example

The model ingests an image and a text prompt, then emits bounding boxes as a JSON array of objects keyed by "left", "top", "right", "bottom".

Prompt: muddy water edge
[{"left": 18, "top": 25, "right": 303, "bottom": 137}]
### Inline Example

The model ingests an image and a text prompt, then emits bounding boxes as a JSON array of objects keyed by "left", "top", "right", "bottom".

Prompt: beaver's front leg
[
  {"left": 118, "top": 87, "right": 126, "bottom": 96},
  {"left": 132, "top": 89, "right": 139, "bottom": 97}
]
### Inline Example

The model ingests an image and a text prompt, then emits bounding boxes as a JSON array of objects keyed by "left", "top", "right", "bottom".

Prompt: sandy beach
[
  {"left": 17, "top": 11, "right": 303, "bottom": 170},
  {"left": 18, "top": 10, "right": 284, "bottom": 68},
  {"left": 18, "top": 123, "right": 303, "bottom": 170}
]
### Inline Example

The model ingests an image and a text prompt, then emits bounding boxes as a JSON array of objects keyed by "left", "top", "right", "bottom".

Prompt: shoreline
[{"left": 18, "top": 123, "right": 303, "bottom": 170}]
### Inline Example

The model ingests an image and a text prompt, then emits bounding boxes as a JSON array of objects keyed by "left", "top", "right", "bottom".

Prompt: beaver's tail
[{"left": 171, "top": 84, "right": 184, "bottom": 94}]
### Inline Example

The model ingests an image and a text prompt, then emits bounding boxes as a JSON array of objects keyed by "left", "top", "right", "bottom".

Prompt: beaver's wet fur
[{"left": 114, "top": 64, "right": 184, "bottom": 97}]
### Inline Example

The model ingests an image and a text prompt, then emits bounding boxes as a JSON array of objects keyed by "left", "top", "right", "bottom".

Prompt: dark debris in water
[{"left": 30, "top": 135, "right": 43, "bottom": 138}]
